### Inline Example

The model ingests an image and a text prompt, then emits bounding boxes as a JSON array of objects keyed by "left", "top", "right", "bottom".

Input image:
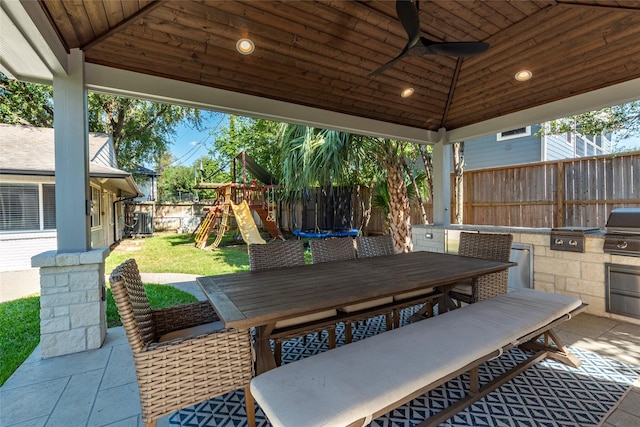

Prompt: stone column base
[{"left": 32, "top": 248, "right": 109, "bottom": 358}]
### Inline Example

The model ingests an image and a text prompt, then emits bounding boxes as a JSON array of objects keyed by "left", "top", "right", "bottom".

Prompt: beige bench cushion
[
  {"left": 275, "top": 309, "right": 338, "bottom": 329},
  {"left": 251, "top": 289, "right": 582, "bottom": 427},
  {"left": 393, "top": 287, "right": 435, "bottom": 301},
  {"left": 340, "top": 297, "right": 393, "bottom": 313},
  {"left": 158, "top": 321, "right": 224, "bottom": 342}
]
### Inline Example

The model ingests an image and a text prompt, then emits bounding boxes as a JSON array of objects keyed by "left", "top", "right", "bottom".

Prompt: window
[
  {"left": 565, "top": 132, "right": 574, "bottom": 146},
  {"left": 91, "top": 186, "right": 101, "bottom": 227},
  {"left": 42, "top": 184, "right": 56, "bottom": 229},
  {"left": 496, "top": 126, "right": 531, "bottom": 141},
  {"left": 0, "top": 183, "right": 55, "bottom": 232}
]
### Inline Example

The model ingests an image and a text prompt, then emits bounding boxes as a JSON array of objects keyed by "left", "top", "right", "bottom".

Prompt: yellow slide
[{"left": 230, "top": 200, "right": 266, "bottom": 245}]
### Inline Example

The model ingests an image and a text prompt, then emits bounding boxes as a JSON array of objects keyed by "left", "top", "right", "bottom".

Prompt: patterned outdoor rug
[{"left": 169, "top": 309, "right": 640, "bottom": 427}]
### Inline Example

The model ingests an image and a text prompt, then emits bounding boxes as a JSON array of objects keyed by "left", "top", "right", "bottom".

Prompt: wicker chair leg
[
  {"left": 245, "top": 386, "right": 256, "bottom": 427},
  {"left": 145, "top": 420, "right": 157, "bottom": 427},
  {"left": 345, "top": 322, "right": 353, "bottom": 344}
]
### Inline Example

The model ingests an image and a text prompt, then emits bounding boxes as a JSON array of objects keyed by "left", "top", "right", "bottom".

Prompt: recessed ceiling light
[
  {"left": 401, "top": 87, "right": 414, "bottom": 98},
  {"left": 515, "top": 70, "right": 533, "bottom": 81},
  {"left": 236, "top": 38, "right": 255, "bottom": 55}
]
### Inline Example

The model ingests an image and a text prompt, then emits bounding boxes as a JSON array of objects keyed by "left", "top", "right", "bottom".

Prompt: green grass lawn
[
  {"left": 1, "top": 232, "right": 253, "bottom": 386},
  {"left": 0, "top": 295, "right": 40, "bottom": 386},
  {"left": 105, "top": 232, "right": 251, "bottom": 276}
]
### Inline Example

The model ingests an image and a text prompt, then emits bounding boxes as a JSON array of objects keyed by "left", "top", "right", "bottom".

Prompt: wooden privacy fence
[{"left": 457, "top": 152, "right": 640, "bottom": 229}]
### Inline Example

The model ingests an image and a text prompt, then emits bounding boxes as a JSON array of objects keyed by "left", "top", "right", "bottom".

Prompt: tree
[
  {"left": 544, "top": 102, "right": 640, "bottom": 149},
  {"left": 211, "top": 115, "right": 282, "bottom": 181},
  {"left": 88, "top": 93, "right": 203, "bottom": 170},
  {"left": 278, "top": 125, "right": 416, "bottom": 253},
  {"left": 0, "top": 73, "right": 53, "bottom": 126},
  {"left": 452, "top": 142, "right": 465, "bottom": 224},
  {"left": 374, "top": 138, "right": 413, "bottom": 252},
  {"left": 157, "top": 164, "right": 196, "bottom": 202}
]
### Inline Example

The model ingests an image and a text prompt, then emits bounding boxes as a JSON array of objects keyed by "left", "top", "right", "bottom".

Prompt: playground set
[
  {"left": 192, "top": 182, "right": 284, "bottom": 249},
  {"left": 192, "top": 152, "right": 361, "bottom": 249}
]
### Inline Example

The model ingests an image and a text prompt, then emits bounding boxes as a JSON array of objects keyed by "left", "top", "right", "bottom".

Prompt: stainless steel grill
[
  {"left": 603, "top": 208, "right": 640, "bottom": 257},
  {"left": 550, "top": 227, "right": 600, "bottom": 253}
]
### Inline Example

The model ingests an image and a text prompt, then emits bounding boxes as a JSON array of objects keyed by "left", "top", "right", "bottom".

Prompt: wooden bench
[{"left": 250, "top": 289, "right": 586, "bottom": 427}]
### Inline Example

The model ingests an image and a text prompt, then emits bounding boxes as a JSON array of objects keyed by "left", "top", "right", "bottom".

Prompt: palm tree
[{"left": 278, "top": 125, "right": 414, "bottom": 253}]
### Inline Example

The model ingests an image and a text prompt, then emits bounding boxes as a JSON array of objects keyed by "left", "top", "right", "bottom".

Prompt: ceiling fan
[{"left": 368, "top": 0, "right": 490, "bottom": 76}]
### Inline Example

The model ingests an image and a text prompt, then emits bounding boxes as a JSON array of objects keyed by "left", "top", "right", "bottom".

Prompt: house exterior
[
  {"left": 131, "top": 164, "right": 159, "bottom": 202},
  {"left": 463, "top": 125, "right": 612, "bottom": 170},
  {"left": 0, "top": 124, "right": 142, "bottom": 271}
]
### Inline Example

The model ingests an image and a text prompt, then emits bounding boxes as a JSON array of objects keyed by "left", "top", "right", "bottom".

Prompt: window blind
[{"left": 0, "top": 184, "right": 40, "bottom": 231}]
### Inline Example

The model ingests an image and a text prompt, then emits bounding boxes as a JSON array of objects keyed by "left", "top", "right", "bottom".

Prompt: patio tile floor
[{"left": 1, "top": 312, "right": 639, "bottom": 427}]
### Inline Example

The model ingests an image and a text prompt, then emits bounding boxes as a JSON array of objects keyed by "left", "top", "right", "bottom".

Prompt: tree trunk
[
  {"left": 380, "top": 141, "right": 413, "bottom": 253},
  {"left": 452, "top": 141, "right": 465, "bottom": 224},
  {"left": 419, "top": 144, "right": 434, "bottom": 203},
  {"left": 402, "top": 158, "right": 428, "bottom": 224}
]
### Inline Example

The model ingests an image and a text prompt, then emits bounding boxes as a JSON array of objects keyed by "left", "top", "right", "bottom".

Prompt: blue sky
[{"left": 168, "top": 113, "right": 227, "bottom": 167}]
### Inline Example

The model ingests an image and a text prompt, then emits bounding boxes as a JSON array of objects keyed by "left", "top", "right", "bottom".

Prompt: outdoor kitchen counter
[
  {"left": 412, "top": 224, "right": 640, "bottom": 326},
  {"left": 444, "top": 224, "right": 606, "bottom": 237}
]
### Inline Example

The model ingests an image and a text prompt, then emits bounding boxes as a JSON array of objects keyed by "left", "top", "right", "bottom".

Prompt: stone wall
[
  {"left": 412, "top": 225, "right": 640, "bottom": 326},
  {"left": 513, "top": 232, "right": 640, "bottom": 325}
]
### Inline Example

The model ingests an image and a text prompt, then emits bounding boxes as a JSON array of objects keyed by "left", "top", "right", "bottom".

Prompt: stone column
[{"left": 32, "top": 248, "right": 109, "bottom": 358}]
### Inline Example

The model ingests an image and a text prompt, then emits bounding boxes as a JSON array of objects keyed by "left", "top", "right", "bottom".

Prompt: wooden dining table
[{"left": 197, "top": 250, "right": 515, "bottom": 374}]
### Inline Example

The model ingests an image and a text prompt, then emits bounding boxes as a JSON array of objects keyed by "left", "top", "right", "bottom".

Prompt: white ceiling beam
[
  {"left": 85, "top": 63, "right": 439, "bottom": 145},
  {"left": 446, "top": 78, "right": 640, "bottom": 144}
]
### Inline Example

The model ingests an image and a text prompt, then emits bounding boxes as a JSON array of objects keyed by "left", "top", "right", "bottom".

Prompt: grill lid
[{"left": 605, "top": 208, "right": 640, "bottom": 231}]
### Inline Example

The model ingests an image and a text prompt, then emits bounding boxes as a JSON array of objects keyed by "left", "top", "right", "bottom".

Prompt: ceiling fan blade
[
  {"left": 367, "top": 44, "right": 410, "bottom": 77},
  {"left": 425, "top": 40, "right": 490, "bottom": 57},
  {"left": 396, "top": 0, "right": 421, "bottom": 47},
  {"left": 367, "top": 1, "right": 419, "bottom": 77}
]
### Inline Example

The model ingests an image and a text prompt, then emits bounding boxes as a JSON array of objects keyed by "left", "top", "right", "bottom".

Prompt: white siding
[
  {"left": 544, "top": 133, "right": 576, "bottom": 160},
  {"left": 0, "top": 232, "right": 56, "bottom": 271},
  {"left": 464, "top": 126, "right": 542, "bottom": 170}
]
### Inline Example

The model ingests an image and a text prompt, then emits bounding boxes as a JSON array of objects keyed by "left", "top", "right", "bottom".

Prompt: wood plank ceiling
[{"left": 39, "top": 0, "right": 640, "bottom": 133}]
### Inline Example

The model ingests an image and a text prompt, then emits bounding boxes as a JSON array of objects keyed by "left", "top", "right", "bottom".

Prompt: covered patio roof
[{"left": 3, "top": 0, "right": 640, "bottom": 144}]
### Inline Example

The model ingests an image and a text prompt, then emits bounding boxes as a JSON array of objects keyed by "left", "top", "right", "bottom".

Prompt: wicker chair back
[
  {"left": 109, "top": 259, "right": 157, "bottom": 351},
  {"left": 310, "top": 237, "right": 356, "bottom": 264},
  {"left": 454, "top": 232, "right": 513, "bottom": 302},
  {"left": 356, "top": 235, "right": 395, "bottom": 258},
  {"left": 249, "top": 241, "right": 305, "bottom": 271}
]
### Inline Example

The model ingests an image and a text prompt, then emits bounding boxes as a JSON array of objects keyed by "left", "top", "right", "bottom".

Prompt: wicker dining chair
[
  {"left": 448, "top": 232, "right": 514, "bottom": 306},
  {"left": 311, "top": 237, "right": 393, "bottom": 343},
  {"left": 248, "top": 241, "right": 337, "bottom": 365},
  {"left": 355, "top": 234, "right": 396, "bottom": 258},
  {"left": 109, "top": 259, "right": 256, "bottom": 427}
]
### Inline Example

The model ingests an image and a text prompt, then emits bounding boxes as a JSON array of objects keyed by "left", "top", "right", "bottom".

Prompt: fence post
[{"left": 556, "top": 161, "right": 565, "bottom": 227}]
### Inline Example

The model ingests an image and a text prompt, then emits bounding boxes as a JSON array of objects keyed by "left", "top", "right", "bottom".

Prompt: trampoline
[{"left": 293, "top": 228, "right": 359, "bottom": 239}]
